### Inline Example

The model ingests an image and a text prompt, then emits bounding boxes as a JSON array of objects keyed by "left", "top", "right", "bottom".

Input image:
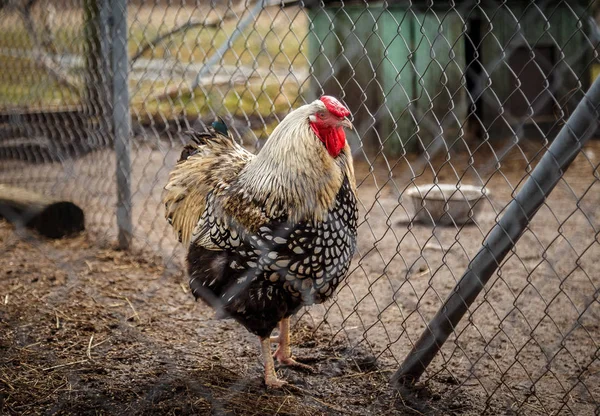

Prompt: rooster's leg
[
  {"left": 273, "top": 318, "right": 292, "bottom": 358},
  {"left": 273, "top": 317, "right": 314, "bottom": 372},
  {"left": 260, "top": 336, "right": 287, "bottom": 388}
]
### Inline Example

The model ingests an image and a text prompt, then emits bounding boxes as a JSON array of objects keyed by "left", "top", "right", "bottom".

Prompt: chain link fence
[{"left": 1, "top": 0, "right": 600, "bottom": 414}]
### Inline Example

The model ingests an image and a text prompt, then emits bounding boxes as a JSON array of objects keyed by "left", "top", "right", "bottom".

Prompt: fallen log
[{"left": 0, "top": 184, "right": 84, "bottom": 238}]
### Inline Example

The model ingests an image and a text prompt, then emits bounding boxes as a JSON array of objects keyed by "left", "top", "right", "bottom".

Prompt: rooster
[{"left": 164, "top": 96, "right": 358, "bottom": 387}]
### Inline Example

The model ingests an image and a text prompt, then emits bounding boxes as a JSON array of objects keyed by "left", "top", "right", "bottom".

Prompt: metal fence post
[
  {"left": 112, "top": 0, "right": 132, "bottom": 249},
  {"left": 392, "top": 75, "right": 600, "bottom": 385},
  {"left": 83, "top": 0, "right": 112, "bottom": 149}
]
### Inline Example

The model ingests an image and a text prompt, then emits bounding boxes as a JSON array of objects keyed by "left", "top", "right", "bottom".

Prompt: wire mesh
[{"left": 1, "top": 0, "right": 599, "bottom": 414}]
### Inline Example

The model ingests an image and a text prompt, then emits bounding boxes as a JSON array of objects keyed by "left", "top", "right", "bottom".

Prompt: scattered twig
[
  {"left": 410, "top": 268, "right": 431, "bottom": 279},
  {"left": 8, "top": 283, "right": 23, "bottom": 294},
  {"left": 307, "top": 394, "right": 345, "bottom": 412},
  {"left": 0, "top": 374, "right": 15, "bottom": 390},
  {"left": 395, "top": 389, "right": 426, "bottom": 415},
  {"left": 86, "top": 334, "right": 94, "bottom": 360},
  {"left": 424, "top": 242, "right": 446, "bottom": 252},
  {"left": 124, "top": 297, "right": 141, "bottom": 323},
  {"left": 42, "top": 359, "right": 88, "bottom": 371},
  {"left": 274, "top": 395, "right": 290, "bottom": 415},
  {"left": 23, "top": 342, "right": 41, "bottom": 349},
  {"left": 330, "top": 368, "right": 392, "bottom": 380},
  {"left": 91, "top": 337, "right": 111, "bottom": 349},
  {"left": 201, "top": 382, "right": 230, "bottom": 392},
  {"left": 424, "top": 241, "right": 459, "bottom": 253}
]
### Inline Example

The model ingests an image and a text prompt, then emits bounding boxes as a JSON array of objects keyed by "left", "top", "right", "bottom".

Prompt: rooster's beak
[{"left": 340, "top": 118, "right": 353, "bottom": 130}]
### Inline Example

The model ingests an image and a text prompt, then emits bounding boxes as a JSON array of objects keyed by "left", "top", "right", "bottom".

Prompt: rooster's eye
[{"left": 318, "top": 112, "right": 326, "bottom": 119}]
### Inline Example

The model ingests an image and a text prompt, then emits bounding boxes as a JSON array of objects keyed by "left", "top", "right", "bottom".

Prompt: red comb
[{"left": 320, "top": 96, "right": 350, "bottom": 118}]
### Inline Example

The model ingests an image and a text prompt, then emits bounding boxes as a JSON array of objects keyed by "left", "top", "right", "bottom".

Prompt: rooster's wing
[{"left": 163, "top": 128, "right": 254, "bottom": 247}]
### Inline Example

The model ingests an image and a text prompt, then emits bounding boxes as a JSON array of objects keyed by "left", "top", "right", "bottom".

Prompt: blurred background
[{"left": 1, "top": 1, "right": 600, "bottom": 414}]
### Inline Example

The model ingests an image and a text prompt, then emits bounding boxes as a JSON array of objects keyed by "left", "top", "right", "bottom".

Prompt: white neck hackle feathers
[
  {"left": 164, "top": 99, "right": 356, "bottom": 246},
  {"left": 236, "top": 100, "right": 355, "bottom": 224}
]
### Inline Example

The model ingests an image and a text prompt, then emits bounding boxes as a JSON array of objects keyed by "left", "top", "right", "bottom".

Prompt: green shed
[{"left": 307, "top": 1, "right": 593, "bottom": 155}]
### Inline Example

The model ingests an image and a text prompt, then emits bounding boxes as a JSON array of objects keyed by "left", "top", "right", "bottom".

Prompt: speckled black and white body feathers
[
  {"left": 164, "top": 102, "right": 358, "bottom": 339},
  {"left": 187, "top": 176, "right": 357, "bottom": 337}
]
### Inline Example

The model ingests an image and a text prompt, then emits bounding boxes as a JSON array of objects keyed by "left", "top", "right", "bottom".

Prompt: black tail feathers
[{"left": 178, "top": 118, "right": 231, "bottom": 162}]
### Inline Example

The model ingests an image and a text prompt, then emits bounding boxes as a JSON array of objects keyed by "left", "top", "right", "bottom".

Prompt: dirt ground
[
  {"left": 1, "top": 1, "right": 599, "bottom": 413},
  {"left": 0, "top": 221, "right": 489, "bottom": 415},
  {"left": 1, "top": 137, "right": 600, "bottom": 415}
]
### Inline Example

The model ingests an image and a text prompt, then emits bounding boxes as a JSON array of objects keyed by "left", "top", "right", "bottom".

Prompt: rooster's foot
[
  {"left": 265, "top": 375, "right": 288, "bottom": 388},
  {"left": 274, "top": 350, "right": 315, "bottom": 373}
]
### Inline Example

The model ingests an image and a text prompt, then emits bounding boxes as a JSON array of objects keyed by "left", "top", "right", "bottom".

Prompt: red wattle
[
  {"left": 310, "top": 123, "right": 346, "bottom": 158},
  {"left": 325, "top": 127, "right": 346, "bottom": 157}
]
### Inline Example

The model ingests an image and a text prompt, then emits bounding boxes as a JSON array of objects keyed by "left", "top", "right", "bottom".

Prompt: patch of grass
[
  {"left": 0, "top": 26, "right": 84, "bottom": 55},
  {"left": 53, "top": 27, "right": 86, "bottom": 54},
  {"left": 0, "top": 5, "right": 309, "bottom": 125},
  {"left": 0, "top": 56, "right": 79, "bottom": 108},
  {"left": 0, "top": 28, "right": 34, "bottom": 50},
  {"left": 130, "top": 6, "right": 310, "bottom": 72},
  {"left": 131, "top": 79, "right": 303, "bottom": 131}
]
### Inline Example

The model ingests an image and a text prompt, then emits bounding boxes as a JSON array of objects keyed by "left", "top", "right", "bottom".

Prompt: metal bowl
[{"left": 405, "top": 183, "right": 489, "bottom": 226}]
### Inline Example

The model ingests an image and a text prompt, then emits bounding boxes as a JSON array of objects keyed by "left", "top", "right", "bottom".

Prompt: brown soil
[
  {"left": 1, "top": 138, "right": 599, "bottom": 415},
  {"left": 0, "top": 222, "right": 488, "bottom": 415}
]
